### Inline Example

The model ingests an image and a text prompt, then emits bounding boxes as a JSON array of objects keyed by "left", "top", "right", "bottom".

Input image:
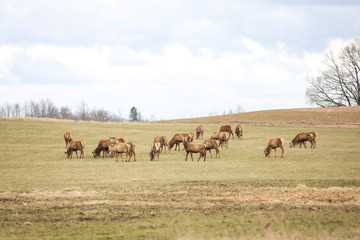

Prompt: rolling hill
[{"left": 161, "top": 106, "right": 360, "bottom": 128}]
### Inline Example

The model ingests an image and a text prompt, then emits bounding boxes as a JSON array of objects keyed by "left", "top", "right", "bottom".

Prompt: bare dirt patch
[
  {"left": 193, "top": 187, "right": 360, "bottom": 205},
  {"left": 2, "top": 186, "right": 359, "bottom": 211}
]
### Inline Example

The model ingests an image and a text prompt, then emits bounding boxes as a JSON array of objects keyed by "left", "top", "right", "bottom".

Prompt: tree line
[{"left": 0, "top": 99, "right": 145, "bottom": 122}]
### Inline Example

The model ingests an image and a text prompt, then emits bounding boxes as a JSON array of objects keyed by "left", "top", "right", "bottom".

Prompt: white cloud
[
  {"left": 0, "top": 37, "right": 331, "bottom": 119},
  {"left": 1, "top": 1, "right": 359, "bottom": 119}
]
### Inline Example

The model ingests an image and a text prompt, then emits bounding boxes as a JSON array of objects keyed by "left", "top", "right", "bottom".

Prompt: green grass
[{"left": 0, "top": 117, "right": 360, "bottom": 239}]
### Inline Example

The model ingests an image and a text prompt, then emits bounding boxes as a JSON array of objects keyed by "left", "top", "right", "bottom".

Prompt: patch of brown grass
[{"left": 160, "top": 106, "right": 360, "bottom": 128}]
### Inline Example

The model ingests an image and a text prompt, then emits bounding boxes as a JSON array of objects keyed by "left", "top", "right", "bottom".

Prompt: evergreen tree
[{"left": 129, "top": 107, "right": 138, "bottom": 121}]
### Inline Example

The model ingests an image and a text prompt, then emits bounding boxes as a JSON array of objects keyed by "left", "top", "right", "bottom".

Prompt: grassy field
[{"left": 0, "top": 110, "right": 360, "bottom": 239}]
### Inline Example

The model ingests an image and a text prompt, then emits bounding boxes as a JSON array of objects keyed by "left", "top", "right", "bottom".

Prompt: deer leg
[
  {"left": 280, "top": 147, "right": 284, "bottom": 158},
  {"left": 191, "top": 152, "right": 194, "bottom": 162},
  {"left": 208, "top": 149, "right": 213, "bottom": 158},
  {"left": 185, "top": 152, "right": 189, "bottom": 161},
  {"left": 216, "top": 148, "right": 220, "bottom": 159},
  {"left": 275, "top": 148, "right": 277, "bottom": 157},
  {"left": 200, "top": 150, "right": 206, "bottom": 162}
]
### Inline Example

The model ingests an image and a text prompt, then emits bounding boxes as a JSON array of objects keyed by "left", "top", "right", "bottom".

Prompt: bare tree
[
  {"left": 2, "top": 102, "right": 12, "bottom": 117},
  {"left": 90, "top": 108, "right": 111, "bottom": 122},
  {"left": 77, "top": 100, "right": 89, "bottom": 121},
  {"left": 59, "top": 106, "right": 74, "bottom": 119},
  {"left": 38, "top": 99, "right": 59, "bottom": 118},
  {"left": 235, "top": 104, "right": 243, "bottom": 113},
  {"left": 29, "top": 100, "right": 41, "bottom": 117},
  {"left": 306, "top": 38, "right": 360, "bottom": 107},
  {"left": 12, "top": 103, "right": 21, "bottom": 117},
  {"left": 0, "top": 104, "right": 7, "bottom": 117}
]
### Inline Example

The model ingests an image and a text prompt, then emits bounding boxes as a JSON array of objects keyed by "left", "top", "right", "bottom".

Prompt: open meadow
[{"left": 0, "top": 107, "right": 360, "bottom": 239}]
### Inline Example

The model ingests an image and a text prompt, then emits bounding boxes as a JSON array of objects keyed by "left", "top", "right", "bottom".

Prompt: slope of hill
[{"left": 161, "top": 106, "right": 360, "bottom": 128}]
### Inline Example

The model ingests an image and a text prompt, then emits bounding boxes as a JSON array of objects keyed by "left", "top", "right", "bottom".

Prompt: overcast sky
[{"left": 0, "top": 0, "right": 359, "bottom": 120}]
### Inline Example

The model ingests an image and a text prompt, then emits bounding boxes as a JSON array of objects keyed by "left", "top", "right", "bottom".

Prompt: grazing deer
[
  {"left": 211, "top": 131, "right": 230, "bottom": 148},
  {"left": 220, "top": 125, "right": 234, "bottom": 140},
  {"left": 235, "top": 125, "right": 243, "bottom": 139},
  {"left": 153, "top": 136, "right": 168, "bottom": 153},
  {"left": 195, "top": 125, "right": 204, "bottom": 140},
  {"left": 289, "top": 132, "right": 317, "bottom": 149},
  {"left": 168, "top": 133, "right": 192, "bottom": 151},
  {"left": 65, "top": 140, "right": 85, "bottom": 159},
  {"left": 92, "top": 139, "right": 113, "bottom": 158},
  {"left": 264, "top": 138, "right": 285, "bottom": 158},
  {"left": 149, "top": 142, "right": 161, "bottom": 161},
  {"left": 109, "top": 143, "right": 131, "bottom": 162}
]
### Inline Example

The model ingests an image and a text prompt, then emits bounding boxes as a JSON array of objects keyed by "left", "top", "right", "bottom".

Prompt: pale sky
[{"left": 0, "top": 0, "right": 359, "bottom": 120}]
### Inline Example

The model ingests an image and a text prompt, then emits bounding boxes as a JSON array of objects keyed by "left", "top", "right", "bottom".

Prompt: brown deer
[
  {"left": 65, "top": 140, "right": 86, "bottom": 159},
  {"left": 153, "top": 136, "right": 168, "bottom": 153},
  {"left": 235, "top": 125, "right": 243, "bottom": 139},
  {"left": 203, "top": 139, "right": 220, "bottom": 158},
  {"left": 183, "top": 138, "right": 206, "bottom": 162},
  {"left": 211, "top": 131, "right": 230, "bottom": 148},
  {"left": 289, "top": 132, "right": 317, "bottom": 149},
  {"left": 187, "top": 132, "right": 194, "bottom": 142},
  {"left": 115, "top": 137, "right": 127, "bottom": 143},
  {"left": 109, "top": 143, "right": 131, "bottom": 162},
  {"left": 195, "top": 125, "right": 204, "bottom": 140},
  {"left": 92, "top": 139, "right": 113, "bottom": 158},
  {"left": 149, "top": 142, "right": 161, "bottom": 161},
  {"left": 64, "top": 132, "right": 72, "bottom": 149},
  {"left": 126, "top": 142, "right": 136, "bottom": 161},
  {"left": 264, "top": 138, "right": 285, "bottom": 158},
  {"left": 220, "top": 125, "right": 234, "bottom": 139},
  {"left": 168, "top": 133, "right": 192, "bottom": 151}
]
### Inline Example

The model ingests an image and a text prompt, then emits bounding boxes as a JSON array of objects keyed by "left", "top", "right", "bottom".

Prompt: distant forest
[
  {"left": 0, "top": 99, "right": 140, "bottom": 122},
  {"left": 1, "top": 99, "right": 244, "bottom": 122}
]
